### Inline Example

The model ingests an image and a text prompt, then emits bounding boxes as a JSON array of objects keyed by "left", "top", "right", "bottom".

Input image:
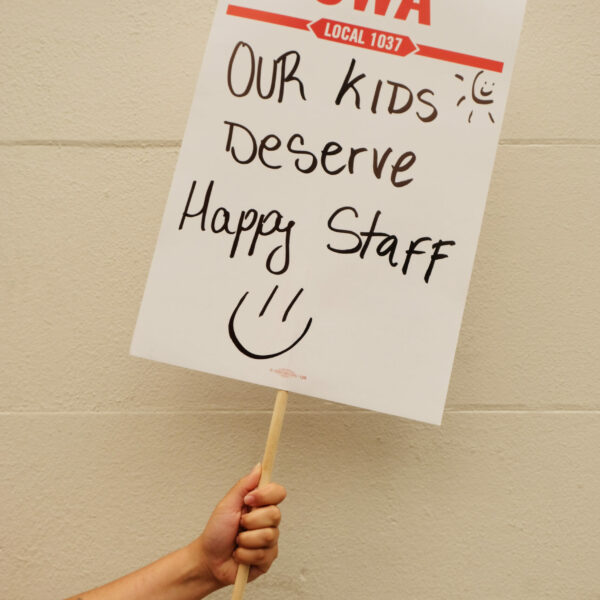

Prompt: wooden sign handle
[{"left": 231, "top": 389, "right": 288, "bottom": 600}]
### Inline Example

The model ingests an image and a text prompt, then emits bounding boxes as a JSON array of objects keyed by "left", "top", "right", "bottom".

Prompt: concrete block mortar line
[
  {"left": 0, "top": 139, "right": 599, "bottom": 148},
  {"left": 498, "top": 138, "right": 600, "bottom": 146},
  {"left": 0, "top": 139, "right": 182, "bottom": 148},
  {"left": 0, "top": 409, "right": 599, "bottom": 416}
]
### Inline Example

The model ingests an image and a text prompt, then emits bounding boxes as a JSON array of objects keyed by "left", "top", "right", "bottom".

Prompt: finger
[
  {"left": 244, "top": 483, "right": 286, "bottom": 508},
  {"left": 237, "top": 527, "right": 279, "bottom": 549},
  {"left": 248, "top": 546, "right": 279, "bottom": 581},
  {"left": 234, "top": 545, "right": 278, "bottom": 571},
  {"left": 249, "top": 563, "right": 274, "bottom": 581},
  {"left": 240, "top": 505, "right": 281, "bottom": 530},
  {"left": 217, "top": 463, "right": 262, "bottom": 513}
]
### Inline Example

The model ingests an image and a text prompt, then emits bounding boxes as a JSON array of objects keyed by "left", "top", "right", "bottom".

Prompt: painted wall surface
[{"left": 1, "top": 1, "right": 599, "bottom": 599}]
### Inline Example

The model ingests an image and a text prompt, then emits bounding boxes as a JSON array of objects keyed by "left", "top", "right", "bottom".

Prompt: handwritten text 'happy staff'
[{"left": 179, "top": 179, "right": 454, "bottom": 284}]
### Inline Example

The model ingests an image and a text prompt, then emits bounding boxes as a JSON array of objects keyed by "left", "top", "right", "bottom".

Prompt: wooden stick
[{"left": 231, "top": 389, "right": 288, "bottom": 600}]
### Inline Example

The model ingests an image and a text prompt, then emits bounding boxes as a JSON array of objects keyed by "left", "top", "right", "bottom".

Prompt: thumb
[{"left": 219, "top": 463, "right": 262, "bottom": 512}]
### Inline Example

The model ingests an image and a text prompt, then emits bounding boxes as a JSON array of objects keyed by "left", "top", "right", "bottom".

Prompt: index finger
[{"left": 244, "top": 482, "right": 286, "bottom": 508}]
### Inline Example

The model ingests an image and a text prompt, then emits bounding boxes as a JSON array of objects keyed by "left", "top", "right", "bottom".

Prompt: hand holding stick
[{"left": 231, "top": 390, "right": 288, "bottom": 600}]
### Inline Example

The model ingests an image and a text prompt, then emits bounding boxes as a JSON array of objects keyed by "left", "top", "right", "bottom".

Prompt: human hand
[
  {"left": 63, "top": 465, "right": 286, "bottom": 600},
  {"left": 194, "top": 464, "right": 286, "bottom": 589}
]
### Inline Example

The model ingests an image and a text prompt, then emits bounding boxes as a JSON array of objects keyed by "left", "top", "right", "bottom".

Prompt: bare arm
[{"left": 65, "top": 464, "right": 286, "bottom": 600}]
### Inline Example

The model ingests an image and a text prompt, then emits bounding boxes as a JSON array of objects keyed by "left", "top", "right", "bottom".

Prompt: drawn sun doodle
[
  {"left": 228, "top": 285, "right": 313, "bottom": 360},
  {"left": 455, "top": 70, "right": 497, "bottom": 124}
]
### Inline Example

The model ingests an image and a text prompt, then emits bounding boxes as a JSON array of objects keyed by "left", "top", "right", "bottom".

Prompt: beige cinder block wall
[{"left": 1, "top": 2, "right": 599, "bottom": 599}]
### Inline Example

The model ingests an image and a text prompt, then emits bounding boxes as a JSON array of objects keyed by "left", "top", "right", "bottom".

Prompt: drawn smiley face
[
  {"left": 471, "top": 70, "right": 495, "bottom": 105},
  {"left": 456, "top": 70, "right": 498, "bottom": 124},
  {"left": 228, "top": 285, "right": 313, "bottom": 360}
]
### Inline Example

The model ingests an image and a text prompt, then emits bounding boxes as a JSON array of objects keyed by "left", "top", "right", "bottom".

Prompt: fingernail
[
  {"left": 244, "top": 493, "right": 255, "bottom": 506},
  {"left": 251, "top": 462, "right": 261, "bottom": 474}
]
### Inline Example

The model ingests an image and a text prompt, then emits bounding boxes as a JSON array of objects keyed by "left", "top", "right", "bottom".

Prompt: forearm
[
  {"left": 65, "top": 538, "right": 221, "bottom": 600},
  {"left": 64, "top": 466, "right": 285, "bottom": 599}
]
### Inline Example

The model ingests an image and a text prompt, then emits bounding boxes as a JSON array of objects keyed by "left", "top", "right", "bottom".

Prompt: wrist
[{"left": 184, "top": 537, "right": 224, "bottom": 598}]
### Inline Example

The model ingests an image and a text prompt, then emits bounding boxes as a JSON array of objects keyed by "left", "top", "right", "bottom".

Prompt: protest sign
[{"left": 131, "top": 0, "right": 527, "bottom": 425}]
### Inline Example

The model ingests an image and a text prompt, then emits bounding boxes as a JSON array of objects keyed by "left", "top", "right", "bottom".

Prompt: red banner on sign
[
  {"left": 226, "top": 4, "right": 311, "bottom": 31},
  {"left": 226, "top": 4, "right": 504, "bottom": 73}
]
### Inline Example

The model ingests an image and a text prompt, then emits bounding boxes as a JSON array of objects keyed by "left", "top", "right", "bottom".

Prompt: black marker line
[
  {"left": 283, "top": 288, "right": 304, "bottom": 322},
  {"left": 178, "top": 180, "right": 197, "bottom": 230},
  {"left": 228, "top": 291, "right": 313, "bottom": 360},
  {"left": 259, "top": 285, "right": 279, "bottom": 317}
]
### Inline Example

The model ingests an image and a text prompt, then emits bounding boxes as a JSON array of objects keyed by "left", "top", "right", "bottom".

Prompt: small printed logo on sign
[
  {"left": 310, "top": 19, "right": 417, "bottom": 56},
  {"left": 270, "top": 368, "right": 308, "bottom": 381}
]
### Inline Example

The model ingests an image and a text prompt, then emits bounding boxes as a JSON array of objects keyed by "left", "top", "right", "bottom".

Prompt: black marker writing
[
  {"left": 224, "top": 120, "right": 416, "bottom": 188},
  {"left": 335, "top": 57, "right": 438, "bottom": 122},
  {"left": 228, "top": 286, "right": 313, "bottom": 359},
  {"left": 179, "top": 180, "right": 294, "bottom": 275},
  {"left": 227, "top": 41, "right": 307, "bottom": 103},
  {"left": 327, "top": 206, "right": 455, "bottom": 283}
]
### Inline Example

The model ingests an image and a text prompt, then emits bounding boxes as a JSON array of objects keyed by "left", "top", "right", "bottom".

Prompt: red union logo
[
  {"left": 310, "top": 19, "right": 417, "bottom": 57},
  {"left": 315, "top": 0, "right": 431, "bottom": 26}
]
